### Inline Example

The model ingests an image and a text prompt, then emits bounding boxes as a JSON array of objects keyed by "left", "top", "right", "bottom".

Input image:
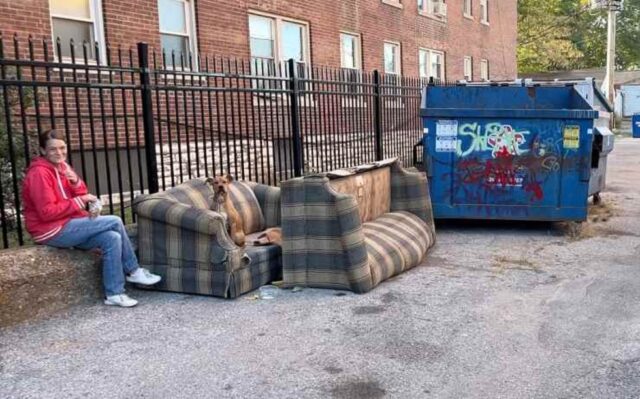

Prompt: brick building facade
[
  {"left": 0, "top": 0, "right": 518, "bottom": 201},
  {"left": 0, "top": 0, "right": 517, "bottom": 81}
]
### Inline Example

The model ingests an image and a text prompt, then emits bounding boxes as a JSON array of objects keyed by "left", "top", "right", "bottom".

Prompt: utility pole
[{"left": 598, "top": 0, "right": 623, "bottom": 105}]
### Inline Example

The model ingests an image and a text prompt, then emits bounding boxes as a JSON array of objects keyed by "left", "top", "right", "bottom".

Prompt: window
[
  {"left": 384, "top": 42, "right": 402, "bottom": 105},
  {"left": 340, "top": 33, "right": 363, "bottom": 99},
  {"left": 431, "top": 51, "right": 444, "bottom": 80},
  {"left": 249, "top": 12, "right": 310, "bottom": 92},
  {"left": 419, "top": 49, "right": 445, "bottom": 81},
  {"left": 249, "top": 14, "right": 275, "bottom": 68},
  {"left": 49, "top": 0, "right": 105, "bottom": 61},
  {"left": 418, "top": 0, "right": 447, "bottom": 17},
  {"left": 480, "top": 0, "right": 489, "bottom": 23},
  {"left": 480, "top": 59, "right": 489, "bottom": 81},
  {"left": 464, "top": 0, "right": 473, "bottom": 17},
  {"left": 158, "top": 0, "right": 197, "bottom": 63},
  {"left": 382, "top": 0, "right": 403, "bottom": 9},
  {"left": 384, "top": 42, "right": 401, "bottom": 75},
  {"left": 340, "top": 33, "right": 361, "bottom": 70},
  {"left": 464, "top": 56, "right": 473, "bottom": 81},
  {"left": 281, "top": 21, "right": 305, "bottom": 63},
  {"left": 249, "top": 13, "right": 309, "bottom": 67}
]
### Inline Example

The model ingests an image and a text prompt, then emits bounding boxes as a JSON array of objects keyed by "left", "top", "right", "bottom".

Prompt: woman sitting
[{"left": 21, "top": 129, "right": 161, "bottom": 307}]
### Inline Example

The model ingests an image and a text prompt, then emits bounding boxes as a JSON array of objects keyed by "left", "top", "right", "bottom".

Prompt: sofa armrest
[
  {"left": 248, "top": 182, "right": 281, "bottom": 228},
  {"left": 134, "top": 197, "right": 250, "bottom": 274},
  {"left": 134, "top": 197, "right": 228, "bottom": 237},
  {"left": 281, "top": 176, "right": 372, "bottom": 292},
  {"left": 390, "top": 162, "right": 436, "bottom": 236}
]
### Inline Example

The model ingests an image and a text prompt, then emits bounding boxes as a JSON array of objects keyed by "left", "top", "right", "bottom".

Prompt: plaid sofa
[
  {"left": 133, "top": 178, "right": 282, "bottom": 298},
  {"left": 281, "top": 159, "right": 436, "bottom": 293}
]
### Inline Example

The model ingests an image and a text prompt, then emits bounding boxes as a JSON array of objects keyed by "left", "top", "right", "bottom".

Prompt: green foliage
[
  {"left": 608, "top": 0, "right": 640, "bottom": 69},
  {"left": 518, "top": 0, "right": 585, "bottom": 73},
  {"left": 518, "top": 0, "right": 640, "bottom": 73},
  {"left": 0, "top": 69, "right": 38, "bottom": 229}
]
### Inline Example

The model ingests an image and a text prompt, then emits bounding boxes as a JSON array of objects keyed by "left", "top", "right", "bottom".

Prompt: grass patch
[
  {"left": 559, "top": 199, "right": 618, "bottom": 241},
  {"left": 101, "top": 202, "right": 136, "bottom": 225}
]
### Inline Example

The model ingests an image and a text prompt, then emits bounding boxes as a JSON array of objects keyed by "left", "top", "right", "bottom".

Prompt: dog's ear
[{"left": 225, "top": 174, "right": 234, "bottom": 183}]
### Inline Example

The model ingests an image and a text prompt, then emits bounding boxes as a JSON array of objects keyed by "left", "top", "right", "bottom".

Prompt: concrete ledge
[{"left": 0, "top": 246, "right": 102, "bottom": 327}]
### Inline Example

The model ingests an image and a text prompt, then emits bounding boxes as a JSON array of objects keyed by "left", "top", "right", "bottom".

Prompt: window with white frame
[
  {"left": 480, "top": 59, "right": 489, "bottom": 81},
  {"left": 419, "top": 48, "right": 445, "bottom": 81},
  {"left": 249, "top": 14, "right": 275, "bottom": 71},
  {"left": 248, "top": 12, "right": 309, "bottom": 89},
  {"left": 384, "top": 42, "right": 401, "bottom": 75},
  {"left": 382, "top": 0, "right": 403, "bottom": 9},
  {"left": 384, "top": 42, "right": 403, "bottom": 106},
  {"left": 340, "top": 33, "right": 361, "bottom": 70},
  {"left": 431, "top": 51, "right": 444, "bottom": 80},
  {"left": 464, "top": 56, "right": 473, "bottom": 81},
  {"left": 49, "top": 0, "right": 105, "bottom": 61},
  {"left": 480, "top": 0, "right": 489, "bottom": 23},
  {"left": 418, "top": 0, "right": 447, "bottom": 17},
  {"left": 340, "top": 33, "right": 362, "bottom": 98},
  {"left": 464, "top": 0, "right": 473, "bottom": 17},
  {"left": 158, "top": 0, "right": 197, "bottom": 63}
]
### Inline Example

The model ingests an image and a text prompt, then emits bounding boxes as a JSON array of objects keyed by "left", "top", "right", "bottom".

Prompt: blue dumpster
[
  {"left": 633, "top": 113, "right": 640, "bottom": 138},
  {"left": 421, "top": 85, "right": 599, "bottom": 221}
]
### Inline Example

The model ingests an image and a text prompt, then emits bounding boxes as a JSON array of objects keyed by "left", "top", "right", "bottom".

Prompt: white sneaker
[
  {"left": 126, "top": 267, "right": 162, "bottom": 285},
  {"left": 104, "top": 294, "right": 138, "bottom": 307}
]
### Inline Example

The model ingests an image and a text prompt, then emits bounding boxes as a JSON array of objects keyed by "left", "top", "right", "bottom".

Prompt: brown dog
[{"left": 206, "top": 175, "right": 246, "bottom": 247}]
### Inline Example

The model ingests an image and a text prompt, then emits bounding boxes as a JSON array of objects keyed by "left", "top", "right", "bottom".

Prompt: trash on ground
[{"left": 259, "top": 285, "right": 279, "bottom": 300}]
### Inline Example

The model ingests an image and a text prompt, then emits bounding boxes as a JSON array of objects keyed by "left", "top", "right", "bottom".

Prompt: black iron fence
[{"left": 0, "top": 34, "right": 437, "bottom": 248}]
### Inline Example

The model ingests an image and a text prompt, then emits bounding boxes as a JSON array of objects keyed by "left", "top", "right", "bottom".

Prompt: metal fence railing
[{"left": 0, "top": 33, "right": 445, "bottom": 248}]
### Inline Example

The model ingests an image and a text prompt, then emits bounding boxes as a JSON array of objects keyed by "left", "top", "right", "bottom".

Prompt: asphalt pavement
[{"left": 1, "top": 138, "right": 639, "bottom": 399}]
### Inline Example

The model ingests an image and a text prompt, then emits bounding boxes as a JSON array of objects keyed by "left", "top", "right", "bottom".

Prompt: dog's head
[{"left": 206, "top": 175, "right": 234, "bottom": 196}]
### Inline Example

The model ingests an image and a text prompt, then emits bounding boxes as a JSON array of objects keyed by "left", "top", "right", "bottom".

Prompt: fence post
[
  {"left": 373, "top": 70, "right": 384, "bottom": 161},
  {"left": 137, "top": 42, "right": 159, "bottom": 194},
  {"left": 287, "top": 58, "right": 303, "bottom": 177}
]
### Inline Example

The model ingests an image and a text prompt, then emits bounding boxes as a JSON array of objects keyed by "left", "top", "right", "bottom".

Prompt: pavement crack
[{"left": 612, "top": 357, "right": 640, "bottom": 366}]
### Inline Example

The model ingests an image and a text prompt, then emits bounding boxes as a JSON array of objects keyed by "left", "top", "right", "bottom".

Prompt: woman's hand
[
  {"left": 65, "top": 168, "right": 79, "bottom": 184},
  {"left": 80, "top": 194, "right": 98, "bottom": 204}
]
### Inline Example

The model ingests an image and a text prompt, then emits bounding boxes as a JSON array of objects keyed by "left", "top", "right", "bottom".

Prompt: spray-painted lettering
[{"left": 457, "top": 123, "right": 530, "bottom": 158}]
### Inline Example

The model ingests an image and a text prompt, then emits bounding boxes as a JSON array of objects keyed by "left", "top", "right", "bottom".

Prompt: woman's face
[{"left": 42, "top": 138, "right": 67, "bottom": 165}]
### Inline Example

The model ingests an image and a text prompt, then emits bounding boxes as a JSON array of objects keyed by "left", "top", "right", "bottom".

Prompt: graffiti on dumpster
[
  {"left": 450, "top": 132, "right": 566, "bottom": 203},
  {"left": 457, "top": 123, "right": 530, "bottom": 158},
  {"left": 457, "top": 151, "right": 528, "bottom": 189}
]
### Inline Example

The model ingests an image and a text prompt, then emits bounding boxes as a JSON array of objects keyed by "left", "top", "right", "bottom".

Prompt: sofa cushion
[
  {"left": 161, "top": 178, "right": 212, "bottom": 209},
  {"left": 229, "top": 181, "right": 265, "bottom": 234},
  {"left": 362, "top": 211, "right": 432, "bottom": 286},
  {"left": 246, "top": 182, "right": 281, "bottom": 228},
  {"left": 229, "top": 244, "right": 282, "bottom": 297},
  {"left": 329, "top": 167, "right": 391, "bottom": 223}
]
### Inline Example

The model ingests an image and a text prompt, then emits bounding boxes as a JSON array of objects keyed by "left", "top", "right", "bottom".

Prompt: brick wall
[
  {"left": 0, "top": 0, "right": 517, "bottom": 80},
  {"left": 0, "top": 0, "right": 517, "bottom": 198},
  {"left": 194, "top": 0, "right": 517, "bottom": 80}
]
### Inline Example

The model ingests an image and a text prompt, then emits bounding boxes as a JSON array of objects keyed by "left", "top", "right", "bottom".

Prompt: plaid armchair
[{"left": 133, "top": 178, "right": 282, "bottom": 298}]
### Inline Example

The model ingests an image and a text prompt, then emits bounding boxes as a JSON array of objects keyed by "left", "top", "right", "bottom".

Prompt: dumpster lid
[
  {"left": 595, "top": 126, "right": 615, "bottom": 155},
  {"left": 592, "top": 84, "right": 614, "bottom": 113},
  {"left": 421, "top": 85, "right": 599, "bottom": 120},
  {"left": 595, "top": 126, "right": 614, "bottom": 136}
]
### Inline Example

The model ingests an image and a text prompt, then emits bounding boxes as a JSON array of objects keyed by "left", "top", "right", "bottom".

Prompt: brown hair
[{"left": 38, "top": 129, "right": 66, "bottom": 149}]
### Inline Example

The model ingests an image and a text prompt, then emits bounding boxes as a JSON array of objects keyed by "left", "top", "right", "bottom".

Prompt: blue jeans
[{"left": 46, "top": 215, "right": 139, "bottom": 296}]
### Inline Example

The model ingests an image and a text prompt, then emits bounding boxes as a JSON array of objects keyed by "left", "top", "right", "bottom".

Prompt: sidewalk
[{"left": 2, "top": 139, "right": 640, "bottom": 399}]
